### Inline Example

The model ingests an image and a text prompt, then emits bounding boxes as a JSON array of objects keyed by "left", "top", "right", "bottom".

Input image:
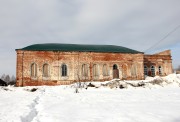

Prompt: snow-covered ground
[{"left": 0, "top": 74, "right": 180, "bottom": 122}]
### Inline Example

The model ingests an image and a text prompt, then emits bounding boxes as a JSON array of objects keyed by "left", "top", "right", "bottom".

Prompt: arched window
[
  {"left": 82, "top": 64, "right": 88, "bottom": 77},
  {"left": 31, "top": 63, "right": 37, "bottom": 77},
  {"left": 113, "top": 64, "right": 119, "bottom": 79},
  {"left": 144, "top": 66, "right": 148, "bottom": 76},
  {"left": 43, "top": 64, "right": 49, "bottom": 77},
  {"left": 151, "top": 65, "right": 155, "bottom": 77},
  {"left": 62, "top": 64, "right": 67, "bottom": 76},
  {"left": 158, "top": 66, "right": 162, "bottom": 76},
  {"left": 103, "top": 64, "right": 109, "bottom": 76},
  {"left": 113, "top": 64, "right": 118, "bottom": 70},
  {"left": 93, "top": 64, "right": 99, "bottom": 77}
]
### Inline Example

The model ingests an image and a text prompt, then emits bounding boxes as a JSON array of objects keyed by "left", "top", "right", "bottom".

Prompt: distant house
[{"left": 15, "top": 43, "right": 173, "bottom": 86}]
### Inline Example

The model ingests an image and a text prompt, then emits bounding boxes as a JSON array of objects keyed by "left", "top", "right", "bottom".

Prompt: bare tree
[
  {"left": 1, "top": 74, "right": 6, "bottom": 80},
  {"left": 4, "top": 75, "right": 10, "bottom": 83},
  {"left": 11, "top": 75, "right": 16, "bottom": 82},
  {"left": 74, "top": 72, "right": 81, "bottom": 93},
  {"left": 8, "top": 75, "right": 16, "bottom": 85},
  {"left": 74, "top": 66, "right": 88, "bottom": 93},
  {"left": 0, "top": 74, "right": 16, "bottom": 85}
]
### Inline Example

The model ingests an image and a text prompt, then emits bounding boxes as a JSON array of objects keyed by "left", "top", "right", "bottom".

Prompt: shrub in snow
[
  {"left": 102, "top": 80, "right": 128, "bottom": 89},
  {"left": 71, "top": 82, "right": 89, "bottom": 93},
  {"left": 73, "top": 82, "right": 88, "bottom": 89},
  {"left": 127, "top": 82, "right": 145, "bottom": 87}
]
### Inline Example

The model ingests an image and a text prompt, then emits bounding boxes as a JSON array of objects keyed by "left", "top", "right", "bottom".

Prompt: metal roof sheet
[{"left": 16, "top": 43, "right": 143, "bottom": 54}]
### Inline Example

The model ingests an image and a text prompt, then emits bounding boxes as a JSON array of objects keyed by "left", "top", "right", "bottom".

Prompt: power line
[{"left": 145, "top": 24, "right": 180, "bottom": 53}]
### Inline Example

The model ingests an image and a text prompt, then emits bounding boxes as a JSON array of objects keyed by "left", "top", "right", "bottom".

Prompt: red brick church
[{"left": 16, "top": 43, "right": 172, "bottom": 86}]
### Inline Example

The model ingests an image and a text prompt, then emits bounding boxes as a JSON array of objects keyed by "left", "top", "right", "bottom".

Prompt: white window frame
[{"left": 151, "top": 65, "right": 155, "bottom": 77}]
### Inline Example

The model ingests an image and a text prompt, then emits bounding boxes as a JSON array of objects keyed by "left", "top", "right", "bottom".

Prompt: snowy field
[{"left": 0, "top": 74, "right": 180, "bottom": 122}]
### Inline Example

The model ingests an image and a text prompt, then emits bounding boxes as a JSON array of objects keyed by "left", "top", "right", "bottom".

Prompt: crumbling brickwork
[
  {"left": 16, "top": 50, "right": 145, "bottom": 86},
  {"left": 144, "top": 50, "right": 173, "bottom": 76}
]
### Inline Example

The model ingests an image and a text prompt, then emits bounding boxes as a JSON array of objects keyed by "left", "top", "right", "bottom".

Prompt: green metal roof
[{"left": 16, "top": 43, "right": 143, "bottom": 54}]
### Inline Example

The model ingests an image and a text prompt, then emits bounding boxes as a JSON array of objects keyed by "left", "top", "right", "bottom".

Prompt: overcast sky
[{"left": 0, "top": 0, "right": 180, "bottom": 76}]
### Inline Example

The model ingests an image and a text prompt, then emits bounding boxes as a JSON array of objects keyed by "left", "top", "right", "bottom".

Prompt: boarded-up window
[
  {"left": 43, "top": 64, "right": 49, "bottom": 77},
  {"left": 103, "top": 64, "right": 109, "bottom": 76},
  {"left": 144, "top": 66, "right": 148, "bottom": 76},
  {"left": 93, "top": 64, "right": 99, "bottom": 77},
  {"left": 151, "top": 65, "right": 155, "bottom": 77},
  {"left": 62, "top": 64, "right": 67, "bottom": 76},
  {"left": 82, "top": 64, "right": 88, "bottom": 77},
  {"left": 31, "top": 63, "right": 37, "bottom": 77},
  {"left": 122, "top": 65, "right": 127, "bottom": 78},
  {"left": 131, "top": 65, "right": 137, "bottom": 77},
  {"left": 158, "top": 66, "right": 162, "bottom": 76}
]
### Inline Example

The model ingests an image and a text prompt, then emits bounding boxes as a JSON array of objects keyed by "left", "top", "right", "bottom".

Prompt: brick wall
[
  {"left": 144, "top": 50, "right": 173, "bottom": 76},
  {"left": 16, "top": 50, "right": 144, "bottom": 86}
]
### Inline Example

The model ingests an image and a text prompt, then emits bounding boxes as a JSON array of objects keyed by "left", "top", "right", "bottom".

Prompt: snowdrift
[{"left": 72, "top": 74, "right": 180, "bottom": 89}]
